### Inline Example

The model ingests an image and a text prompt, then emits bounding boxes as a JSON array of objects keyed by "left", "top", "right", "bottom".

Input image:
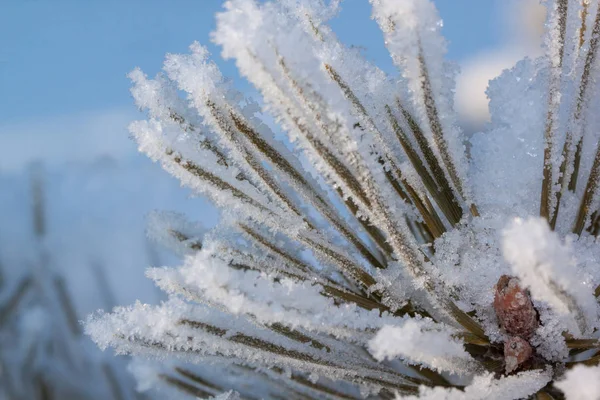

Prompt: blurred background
[{"left": 0, "top": 1, "right": 545, "bottom": 398}]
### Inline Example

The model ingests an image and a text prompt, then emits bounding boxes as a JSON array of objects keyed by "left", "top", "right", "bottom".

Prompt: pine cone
[
  {"left": 494, "top": 275, "right": 539, "bottom": 339},
  {"left": 504, "top": 336, "right": 533, "bottom": 373}
]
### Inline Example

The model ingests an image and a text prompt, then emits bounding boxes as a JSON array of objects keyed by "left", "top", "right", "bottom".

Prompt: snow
[
  {"left": 502, "top": 217, "right": 598, "bottom": 337},
  {"left": 397, "top": 369, "right": 552, "bottom": 400},
  {"left": 368, "top": 321, "right": 477, "bottom": 375},
  {"left": 555, "top": 364, "right": 600, "bottom": 400}
]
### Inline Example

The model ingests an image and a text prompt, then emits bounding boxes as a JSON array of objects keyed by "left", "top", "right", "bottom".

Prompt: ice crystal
[{"left": 87, "top": 0, "right": 600, "bottom": 398}]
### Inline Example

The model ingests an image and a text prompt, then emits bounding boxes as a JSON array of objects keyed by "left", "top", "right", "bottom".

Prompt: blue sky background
[{"left": 0, "top": 1, "right": 505, "bottom": 127}]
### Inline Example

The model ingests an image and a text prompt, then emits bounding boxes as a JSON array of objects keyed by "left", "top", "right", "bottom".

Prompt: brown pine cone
[
  {"left": 504, "top": 336, "right": 533, "bottom": 373},
  {"left": 493, "top": 275, "right": 539, "bottom": 339}
]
